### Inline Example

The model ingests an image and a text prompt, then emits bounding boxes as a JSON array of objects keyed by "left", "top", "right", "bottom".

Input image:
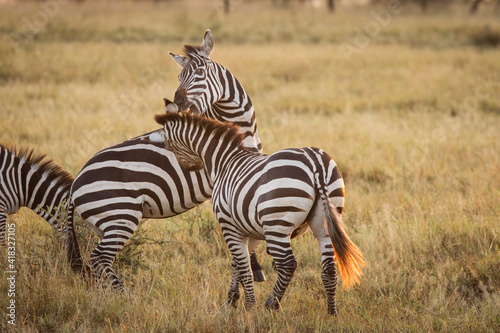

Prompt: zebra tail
[
  {"left": 66, "top": 202, "right": 84, "bottom": 274},
  {"left": 311, "top": 158, "right": 365, "bottom": 290},
  {"left": 323, "top": 200, "right": 365, "bottom": 290}
]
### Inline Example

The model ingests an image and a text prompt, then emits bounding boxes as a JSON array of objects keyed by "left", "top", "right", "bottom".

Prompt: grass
[{"left": 1, "top": 0, "right": 499, "bottom": 332}]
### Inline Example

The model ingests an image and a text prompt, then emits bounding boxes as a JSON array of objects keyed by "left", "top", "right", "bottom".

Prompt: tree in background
[
  {"left": 327, "top": 0, "right": 335, "bottom": 12},
  {"left": 470, "top": 0, "right": 484, "bottom": 14},
  {"left": 420, "top": 0, "right": 428, "bottom": 12},
  {"left": 220, "top": 0, "right": 500, "bottom": 14}
]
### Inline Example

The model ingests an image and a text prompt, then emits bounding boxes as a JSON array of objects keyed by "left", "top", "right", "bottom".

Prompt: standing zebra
[
  {"left": 0, "top": 145, "right": 73, "bottom": 244},
  {"left": 66, "top": 30, "right": 265, "bottom": 289},
  {"left": 151, "top": 112, "right": 365, "bottom": 316}
]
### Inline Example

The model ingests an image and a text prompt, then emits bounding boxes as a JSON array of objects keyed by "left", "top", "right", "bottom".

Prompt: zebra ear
[
  {"left": 200, "top": 29, "right": 214, "bottom": 58},
  {"left": 169, "top": 52, "right": 190, "bottom": 68}
]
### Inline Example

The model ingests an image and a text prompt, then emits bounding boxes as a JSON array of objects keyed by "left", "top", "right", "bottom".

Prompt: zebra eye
[{"left": 195, "top": 68, "right": 204, "bottom": 75}]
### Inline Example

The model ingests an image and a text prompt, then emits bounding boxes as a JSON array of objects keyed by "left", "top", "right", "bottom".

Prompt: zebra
[
  {"left": 151, "top": 112, "right": 365, "bottom": 316},
  {"left": 0, "top": 144, "right": 73, "bottom": 245},
  {"left": 169, "top": 29, "right": 262, "bottom": 153},
  {"left": 66, "top": 30, "right": 266, "bottom": 289}
]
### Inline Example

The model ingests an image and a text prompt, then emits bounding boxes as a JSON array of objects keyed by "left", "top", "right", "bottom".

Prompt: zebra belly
[{"left": 141, "top": 190, "right": 209, "bottom": 218}]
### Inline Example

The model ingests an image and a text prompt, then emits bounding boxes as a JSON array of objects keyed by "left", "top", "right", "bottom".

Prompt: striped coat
[
  {"left": 152, "top": 112, "right": 364, "bottom": 316},
  {"left": 0, "top": 145, "right": 73, "bottom": 244}
]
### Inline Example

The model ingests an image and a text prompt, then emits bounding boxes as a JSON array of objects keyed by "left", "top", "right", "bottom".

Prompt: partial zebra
[
  {"left": 66, "top": 30, "right": 265, "bottom": 289},
  {"left": 0, "top": 145, "right": 73, "bottom": 244},
  {"left": 170, "top": 30, "right": 262, "bottom": 153},
  {"left": 152, "top": 112, "right": 365, "bottom": 316}
]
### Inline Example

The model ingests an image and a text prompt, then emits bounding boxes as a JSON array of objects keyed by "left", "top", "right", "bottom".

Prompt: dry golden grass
[{"left": 1, "top": 1, "right": 499, "bottom": 332}]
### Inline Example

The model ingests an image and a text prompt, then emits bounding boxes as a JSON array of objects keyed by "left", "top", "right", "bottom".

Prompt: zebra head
[
  {"left": 169, "top": 30, "right": 220, "bottom": 115},
  {"left": 170, "top": 29, "right": 263, "bottom": 154}
]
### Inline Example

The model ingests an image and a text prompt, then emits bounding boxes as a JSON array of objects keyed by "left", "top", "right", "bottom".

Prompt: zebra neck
[
  {"left": 212, "top": 71, "right": 263, "bottom": 154},
  {"left": 196, "top": 130, "right": 243, "bottom": 183}
]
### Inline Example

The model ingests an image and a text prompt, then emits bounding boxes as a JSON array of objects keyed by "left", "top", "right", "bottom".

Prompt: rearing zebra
[
  {"left": 151, "top": 112, "right": 365, "bottom": 316},
  {"left": 0, "top": 145, "right": 73, "bottom": 244},
  {"left": 66, "top": 30, "right": 265, "bottom": 289}
]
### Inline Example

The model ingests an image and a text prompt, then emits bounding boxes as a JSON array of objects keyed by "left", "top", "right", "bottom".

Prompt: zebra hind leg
[
  {"left": 227, "top": 258, "right": 241, "bottom": 307},
  {"left": 309, "top": 201, "right": 339, "bottom": 316},
  {"left": 90, "top": 232, "right": 131, "bottom": 292},
  {"left": 225, "top": 240, "right": 257, "bottom": 309},
  {"left": 321, "top": 257, "right": 338, "bottom": 316},
  {"left": 264, "top": 236, "right": 297, "bottom": 311}
]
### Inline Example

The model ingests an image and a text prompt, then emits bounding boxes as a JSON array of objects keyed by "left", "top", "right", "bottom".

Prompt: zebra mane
[
  {"left": 0, "top": 144, "right": 74, "bottom": 185},
  {"left": 183, "top": 45, "right": 205, "bottom": 59},
  {"left": 154, "top": 113, "right": 247, "bottom": 152}
]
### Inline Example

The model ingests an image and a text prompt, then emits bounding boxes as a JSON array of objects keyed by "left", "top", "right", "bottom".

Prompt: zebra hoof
[
  {"left": 264, "top": 296, "right": 280, "bottom": 312},
  {"left": 253, "top": 269, "right": 266, "bottom": 282},
  {"left": 244, "top": 301, "right": 256, "bottom": 310},
  {"left": 227, "top": 291, "right": 240, "bottom": 308},
  {"left": 328, "top": 307, "right": 339, "bottom": 317}
]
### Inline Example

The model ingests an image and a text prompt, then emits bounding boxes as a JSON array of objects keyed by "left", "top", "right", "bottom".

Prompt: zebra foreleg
[
  {"left": 225, "top": 241, "right": 257, "bottom": 309},
  {"left": 264, "top": 237, "right": 297, "bottom": 312}
]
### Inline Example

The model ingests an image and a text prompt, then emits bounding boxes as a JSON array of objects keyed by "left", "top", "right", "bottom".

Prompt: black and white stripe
[
  {"left": 152, "top": 112, "right": 365, "bottom": 316},
  {"left": 66, "top": 136, "right": 213, "bottom": 287},
  {"left": 0, "top": 145, "right": 73, "bottom": 244},
  {"left": 170, "top": 29, "right": 262, "bottom": 153},
  {"left": 66, "top": 31, "right": 265, "bottom": 288}
]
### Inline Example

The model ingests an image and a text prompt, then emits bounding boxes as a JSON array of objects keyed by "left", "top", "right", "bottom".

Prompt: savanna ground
[{"left": 0, "top": 0, "right": 499, "bottom": 331}]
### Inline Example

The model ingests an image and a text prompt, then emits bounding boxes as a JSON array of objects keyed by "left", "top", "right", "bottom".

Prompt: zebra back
[{"left": 70, "top": 134, "right": 213, "bottom": 221}]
